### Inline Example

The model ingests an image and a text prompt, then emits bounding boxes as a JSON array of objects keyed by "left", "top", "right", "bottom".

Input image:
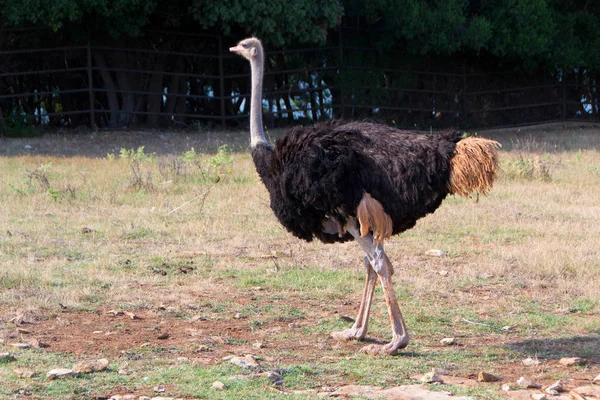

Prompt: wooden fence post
[
  {"left": 87, "top": 38, "right": 96, "bottom": 130},
  {"left": 562, "top": 70, "right": 567, "bottom": 121},
  {"left": 338, "top": 28, "right": 345, "bottom": 119},
  {"left": 218, "top": 36, "right": 226, "bottom": 128}
]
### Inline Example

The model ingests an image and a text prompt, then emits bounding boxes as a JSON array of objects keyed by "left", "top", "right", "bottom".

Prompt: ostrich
[{"left": 230, "top": 37, "right": 500, "bottom": 355}]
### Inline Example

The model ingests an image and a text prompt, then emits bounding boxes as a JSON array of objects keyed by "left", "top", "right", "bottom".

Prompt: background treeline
[{"left": 1, "top": 0, "right": 599, "bottom": 132}]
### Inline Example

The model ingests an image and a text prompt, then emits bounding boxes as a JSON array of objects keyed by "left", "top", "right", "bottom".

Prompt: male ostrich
[{"left": 230, "top": 37, "right": 500, "bottom": 355}]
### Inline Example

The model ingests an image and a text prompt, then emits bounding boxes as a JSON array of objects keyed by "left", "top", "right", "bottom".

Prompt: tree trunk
[
  {"left": 146, "top": 53, "right": 167, "bottom": 127},
  {"left": 113, "top": 51, "right": 135, "bottom": 127},
  {"left": 94, "top": 52, "right": 120, "bottom": 128},
  {"left": 163, "top": 56, "right": 184, "bottom": 127}
]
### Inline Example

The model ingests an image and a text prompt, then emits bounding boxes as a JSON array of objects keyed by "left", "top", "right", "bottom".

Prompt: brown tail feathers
[
  {"left": 448, "top": 137, "right": 501, "bottom": 198},
  {"left": 356, "top": 192, "right": 393, "bottom": 243}
]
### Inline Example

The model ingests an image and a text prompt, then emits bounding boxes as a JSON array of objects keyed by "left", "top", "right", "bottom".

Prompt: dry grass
[{"left": 0, "top": 126, "right": 599, "bottom": 399}]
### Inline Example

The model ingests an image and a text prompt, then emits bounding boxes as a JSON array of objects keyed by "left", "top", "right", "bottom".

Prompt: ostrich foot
[
  {"left": 330, "top": 328, "right": 366, "bottom": 341},
  {"left": 360, "top": 335, "right": 409, "bottom": 356}
]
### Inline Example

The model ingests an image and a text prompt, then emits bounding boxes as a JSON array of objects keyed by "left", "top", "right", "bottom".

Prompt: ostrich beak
[{"left": 230, "top": 45, "right": 244, "bottom": 53}]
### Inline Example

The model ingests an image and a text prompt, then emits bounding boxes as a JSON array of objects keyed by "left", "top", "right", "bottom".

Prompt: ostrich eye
[{"left": 241, "top": 43, "right": 248, "bottom": 48}]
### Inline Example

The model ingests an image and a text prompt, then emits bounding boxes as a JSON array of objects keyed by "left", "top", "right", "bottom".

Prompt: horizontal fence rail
[{"left": 1, "top": 29, "right": 599, "bottom": 133}]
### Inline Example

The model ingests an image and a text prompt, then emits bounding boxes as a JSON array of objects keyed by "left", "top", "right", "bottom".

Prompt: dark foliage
[{"left": 252, "top": 121, "right": 462, "bottom": 244}]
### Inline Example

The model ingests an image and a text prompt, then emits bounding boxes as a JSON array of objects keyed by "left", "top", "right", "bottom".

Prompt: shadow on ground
[{"left": 506, "top": 334, "right": 600, "bottom": 362}]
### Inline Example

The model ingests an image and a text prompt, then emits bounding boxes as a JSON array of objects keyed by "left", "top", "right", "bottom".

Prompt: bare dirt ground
[{"left": 1, "top": 125, "right": 600, "bottom": 399}]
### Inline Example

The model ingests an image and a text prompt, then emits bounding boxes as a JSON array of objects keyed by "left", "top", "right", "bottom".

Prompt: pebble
[
  {"left": 440, "top": 338, "right": 455, "bottom": 345},
  {"left": 517, "top": 377, "right": 541, "bottom": 389},
  {"left": 154, "top": 385, "right": 166, "bottom": 393},
  {"left": 267, "top": 370, "right": 283, "bottom": 385},
  {"left": 594, "top": 373, "right": 600, "bottom": 383},
  {"left": 73, "top": 358, "right": 109, "bottom": 373},
  {"left": 211, "top": 381, "right": 226, "bottom": 390},
  {"left": 477, "top": 371, "right": 501, "bottom": 382},
  {"left": 8, "top": 343, "right": 31, "bottom": 349},
  {"left": 13, "top": 369, "right": 36, "bottom": 378},
  {"left": 226, "top": 355, "right": 260, "bottom": 369},
  {"left": 252, "top": 342, "right": 265, "bottom": 349},
  {"left": 545, "top": 380, "right": 563, "bottom": 395},
  {"left": 421, "top": 370, "right": 444, "bottom": 384},
  {"left": 426, "top": 249, "right": 446, "bottom": 257},
  {"left": 502, "top": 384, "right": 512, "bottom": 392},
  {"left": 558, "top": 357, "right": 583, "bottom": 366},
  {"left": 47, "top": 368, "right": 75, "bottom": 379},
  {"left": 531, "top": 394, "right": 547, "bottom": 400},
  {"left": 157, "top": 333, "right": 170, "bottom": 340},
  {"left": 522, "top": 357, "right": 541, "bottom": 366}
]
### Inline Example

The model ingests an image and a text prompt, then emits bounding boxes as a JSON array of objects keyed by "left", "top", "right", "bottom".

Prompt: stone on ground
[
  {"left": 522, "top": 357, "right": 541, "bottom": 366},
  {"left": 47, "top": 368, "right": 75, "bottom": 379},
  {"left": 477, "top": 371, "right": 501, "bottom": 382},
  {"left": 73, "top": 358, "right": 109, "bottom": 373},
  {"left": 13, "top": 369, "right": 36, "bottom": 378},
  {"left": 324, "top": 385, "right": 475, "bottom": 399},
  {"left": 558, "top": 357, "right": 583, "bottom": 366},
  {"left": 517, "top": 377, "right": 541, "bottom": 389},
  {"left": 545, "top": 380, "right": 563, "bottom": 395},
  {"left": 421, "top": 370, "right": 444, "bottom": 383},
  {"left": 211, "top": 381, "right": 226, "bottom": 390},
  {"left": 440, "top": 338, "right": 455, "bottom": 345},
  {"left": 0, "top": 353, "right": 16, "bottom": 362}
]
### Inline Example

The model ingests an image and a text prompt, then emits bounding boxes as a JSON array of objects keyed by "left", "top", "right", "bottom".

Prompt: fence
[{"left": 1, "top": 28, "right": 598, "bottom": 132}]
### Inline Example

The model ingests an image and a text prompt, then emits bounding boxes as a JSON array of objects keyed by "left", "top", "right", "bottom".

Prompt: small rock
[
  {"left": 125, "top": 311, "right": 138, "bottom": 320},
  {"left": 502, "top": 384, "right": 512, "bottom": 392},
  {"left": 157, "top": 333, "right": 170, "bottom": 340},
  {"left": 211, "top": 381, "right": 226, "bottom": 390},
  {"left": 267, "top": 370, "right": 283, "bottom": 385},
  {"left": 138, "top": 397, "right": 151, "bottom": 400},
  {"left": 154, "top": 384, "right": 166, "bottom": 393},
  {"left": 421, "top": 370, "right": 444, "bottom": 384},
  {"left": 30, "top": 338, "right": 50, "bottom": 348},
  {"left": 440, "top": 337, "right": 455, "bottom": 345},
  {"left": 501, "top": 325, "right": 515, "bottom": 331},
  {"left": 545, "top": 380, "right": 563, "bottom": 395},
  {"left": 177, "top": 357, "right": 188, "bottom": 362},
  {"left": 13, "top": 369, "right": 36, "bottom": 378},
  {"left": 517, "top": 377, "right": 541, "bottom": 389},
  {"left": 531, "top": 394, "right": 547, "bottom": 400},
  {"left": 8, "top": 343, "right": 31, "bottom": 349},
  {"left": 234, "top": 313, "right": 244, "bottom": 319},
  {"left": 439, "top": 270, "right": 449, "bottom": 276},
  {"left": 17, "top": 328, "right": 31, "bottom": 334},
  {"left": 118, "top": 369, "right": 129, "bottom": 375},
  {"left": 477, "top": 371, "right": 501, "bottom": 382},
  {"left": 426, "top": 249, "right": 446, "bottom": 257},
  {"left": 106, "top": 309, "right": 124, "bottom": 316},
  {"left": 252, "top": 342, "right": 265, "bottom": 349},
  {"left": 227, "top": 355, "right": 260, "bottom": 369},
  {"left": 73, "top": 358, "right": 109, "bottom": 373},
  {"left": 522, "top": 357, "right": 541, "bottom": 366},
  {"left": 47, "top": 368, "right": 75, "bottom": 379},
  {"left": 0, "top": 353, "right": 16, "bottom": 362},
  {"left": 593, "top": 373, "right": 600, "bottom": 383},
  {"left": 122, "top": 396, "right": 136, "bottom": 400},
  {"left": 190, "top": 315, "right": 206, "bottom": 322},
  {"left": 559, "top": 357, "right": 583, "bottom": 366},
  {"left": 109, "top": 396, "right": 122, "bottom": 400},
  {"left": 197, "top": 345, "right": 209, "bottom": 352}
]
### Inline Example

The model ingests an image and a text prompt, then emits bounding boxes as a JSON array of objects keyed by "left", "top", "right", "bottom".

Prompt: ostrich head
[{"left": 229, "top": 37, "right": 263, "bottom": 61}]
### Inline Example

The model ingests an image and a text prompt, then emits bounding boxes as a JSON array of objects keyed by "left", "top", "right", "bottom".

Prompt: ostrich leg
[
  {"left": 347, "top": 221, "right": 410, "bottom": 356},
  {"left": 331, "top": 257, "right": 377, "bottom": 341}
]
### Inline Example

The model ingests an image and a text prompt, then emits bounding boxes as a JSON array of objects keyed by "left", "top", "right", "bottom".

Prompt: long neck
[{"left": 249, "top": 52, "right": 270, "bottom": 148}]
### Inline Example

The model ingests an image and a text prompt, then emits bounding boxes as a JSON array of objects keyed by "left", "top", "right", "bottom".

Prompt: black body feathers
[{"left": 252, "top": 121, "right": 463, "bottom": 244}]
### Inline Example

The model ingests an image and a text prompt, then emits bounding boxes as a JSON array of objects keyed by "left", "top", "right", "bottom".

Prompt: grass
[{"left": 0, "top": 127, "right": 599, "bottom": 399}]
